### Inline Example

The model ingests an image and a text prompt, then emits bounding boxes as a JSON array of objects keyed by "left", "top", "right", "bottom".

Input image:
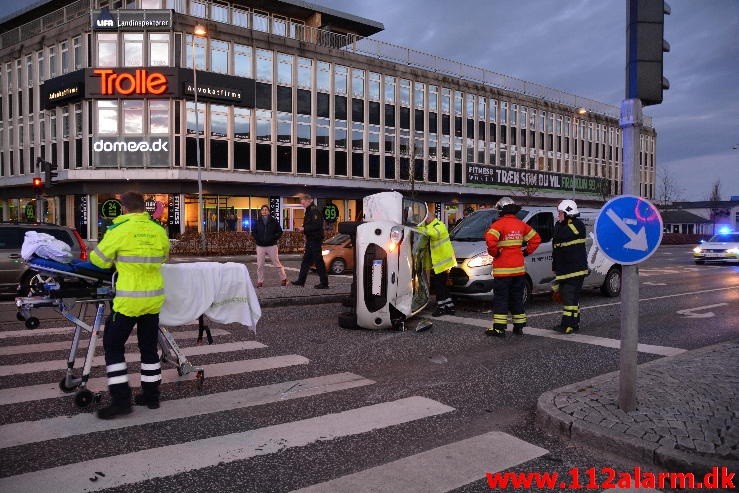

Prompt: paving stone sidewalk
[{"left": 537, "top": 340, "right": 739, "bottom": 475}]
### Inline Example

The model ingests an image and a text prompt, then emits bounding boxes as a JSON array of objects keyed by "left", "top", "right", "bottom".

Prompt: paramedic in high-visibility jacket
[
  {"left": 418, "top": 208, "right": 457, "bottom": 317},
  {"left": 90, "top": 191, "right": 170, "bottom": 419},
  {"left": 484, "top": 197, "right": 541, "bottom": 337},
  {"left": 551, "top": 199, "right": 589, "bottom": 334}
]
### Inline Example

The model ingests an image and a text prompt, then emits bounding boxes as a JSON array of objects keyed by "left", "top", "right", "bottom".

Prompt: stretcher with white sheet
[{"left": 15, "top": 257, "right": 261, "bottom": 408}]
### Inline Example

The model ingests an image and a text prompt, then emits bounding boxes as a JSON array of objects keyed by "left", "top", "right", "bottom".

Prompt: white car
[
  {"left": 338, "top": 192, "right": 431, "bottom": 331},
  {"left": 692, "top": 231, "right": 739, "bottom": 264},
  {"left": 449, "top": 206, "right": 622, "bottom": 304}
]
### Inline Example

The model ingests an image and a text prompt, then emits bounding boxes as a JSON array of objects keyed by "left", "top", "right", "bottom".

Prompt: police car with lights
[
  {"left": 449, "top": 200, "right": 622, "bottom": 304},
  {"left": 692, "top": 228, "right": 739, "bottom": 264}
]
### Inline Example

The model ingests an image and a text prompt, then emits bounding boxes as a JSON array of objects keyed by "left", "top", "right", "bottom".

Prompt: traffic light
[
  {"left": 626, "top": 0, "right": 671, "bottom": 106},
  {"left": 38, "top": 158, "right": 58, "bottom": 188},
  {"left": 32, "top": 177, "right": 43, "bottom": 195}
]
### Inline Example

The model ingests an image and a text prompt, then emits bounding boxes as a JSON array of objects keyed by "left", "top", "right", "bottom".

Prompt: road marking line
[
  {"left": 292, "top": 431, "right": 547, "bottom": 493},
  {"left": 0, "top": 340, "right": 266, "bottom": 377},
  {"left": 0, "top": 372, "right": 374, "bottom": 449},
  {"left": 0, "top": 328, "right": 230, "bottom": 356},
  {"left": 0, "top": 396, "right": 454, "bottom": 493},
  {"left": 1, "top": 322, "right": 219, "bottom": 339},
  {"left": 435, "top": 315, "right": 685, "bottom": 356},
  {"left": 676, "top": 303, "right": 727, "bottom": 319},
  {"left": 0, "top": 354, "right": 309, "bottom": 406}
]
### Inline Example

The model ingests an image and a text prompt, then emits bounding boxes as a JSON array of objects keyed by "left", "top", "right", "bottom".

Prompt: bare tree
[
  {"left": 706, "top": 179, "right": 726, "bottom": 234},
  {"left": 655, "top": 168, "right": 685, "bottom": 205}
]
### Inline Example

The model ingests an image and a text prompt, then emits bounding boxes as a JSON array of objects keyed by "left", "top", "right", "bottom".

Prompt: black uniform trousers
[
  {"left": 431, "top": 269, "right": 454, "bottom": 309},
  {"left": 296, "top": 238, "right": 328, "bottom": 285},
  {"left": 493, "top": 276, "right": 526, "bottom": 330},
  {"left": 559, "top": 275, "right": 585, "bottom": 332},
  {"left": 103, "top": 311, "right": 161, "bottom": 407}
]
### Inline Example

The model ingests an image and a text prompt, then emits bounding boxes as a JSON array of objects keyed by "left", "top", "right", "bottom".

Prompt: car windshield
[
  {"left": 450, "top": 209, "right": 526, "bottom": 241},
  {"left": 708, "top": 233, "right": 739, "bottom": 243},
  {"left": 324, "top": 233, "right": 350, "bottom": 245}
]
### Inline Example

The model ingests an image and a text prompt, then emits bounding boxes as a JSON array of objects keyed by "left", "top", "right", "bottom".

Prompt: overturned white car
[{"left": 338, "top": 191, "right": 431, "bottom": 331}]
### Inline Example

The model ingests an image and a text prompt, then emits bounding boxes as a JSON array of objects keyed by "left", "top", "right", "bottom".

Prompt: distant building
[
  {"left": 660, "top": 200, "right": 739, "bottom": 235},
  {"left": 0, "top": 0, "right": 657, "bottom": 239}
]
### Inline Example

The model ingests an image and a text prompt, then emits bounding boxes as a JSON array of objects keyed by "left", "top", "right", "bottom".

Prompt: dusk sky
[{"left": 2, "top": 0, "right": 737, "bottom": 200}]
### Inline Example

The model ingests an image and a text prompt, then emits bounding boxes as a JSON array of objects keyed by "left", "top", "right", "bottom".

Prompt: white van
[{"left": 449, "top": 206, "right": 622, "bottom": 304}]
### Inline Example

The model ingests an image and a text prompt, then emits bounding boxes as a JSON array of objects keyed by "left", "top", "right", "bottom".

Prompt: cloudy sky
[{"left": 2, "top": 0, "right": 737, "bottom": 200}]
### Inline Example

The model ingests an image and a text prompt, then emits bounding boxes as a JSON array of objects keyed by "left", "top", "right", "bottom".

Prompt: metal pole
[
  {"left": 193, "top": 35, "right": 206, "bottom": 251},
  {"left": 618, "top": 98, "right": 643, "bottom": 412},
  {"left": 571, "top": 117, "right": 577, "bottom": 198}
]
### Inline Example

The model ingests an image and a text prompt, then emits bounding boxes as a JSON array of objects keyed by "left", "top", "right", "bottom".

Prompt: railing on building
[{"left": 2, "top": 0, "right": 651, "bottom": 128}]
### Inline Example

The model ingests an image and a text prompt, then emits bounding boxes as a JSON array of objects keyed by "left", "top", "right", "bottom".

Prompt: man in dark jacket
[
  {"left": 552, "top": 199, "right": 589, "bottom": 334},
  {"left": 292, "top": 193, "right": 329, "bottom": 289},
  {"left": 253, "top": 205, "right": 287, "bottom": 287}
]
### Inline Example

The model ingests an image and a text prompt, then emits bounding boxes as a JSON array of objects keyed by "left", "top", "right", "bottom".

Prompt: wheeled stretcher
[{"left": 15, "top": 257, "right": 205, "bottom": 408}]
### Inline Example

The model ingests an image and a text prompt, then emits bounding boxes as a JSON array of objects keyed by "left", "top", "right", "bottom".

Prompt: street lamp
[
  {"left": 193, "top": 23, "right": 207, "bottom": 250},
  {"left": 571, "top": 107, "right": 587, "bottom": 198}
]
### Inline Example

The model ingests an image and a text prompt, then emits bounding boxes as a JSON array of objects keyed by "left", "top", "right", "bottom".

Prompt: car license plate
[
  {"left": 371, "top": 260, "right": 383, "bottom": 295},
  {"left": 704, "top": 253, "right": 723, "bottom": 258}
]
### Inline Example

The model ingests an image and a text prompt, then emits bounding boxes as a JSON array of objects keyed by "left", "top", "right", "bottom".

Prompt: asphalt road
[{"left": 0, "top": 245, "right": 736, "bottom": 492}]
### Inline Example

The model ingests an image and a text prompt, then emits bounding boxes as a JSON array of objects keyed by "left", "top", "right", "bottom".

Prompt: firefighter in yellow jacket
[
  {"left": 90, "top": 192, "right": 170, "bottom": 419},
  {"left": 418, "top": 208, "right": 457, "bottom": 317}
]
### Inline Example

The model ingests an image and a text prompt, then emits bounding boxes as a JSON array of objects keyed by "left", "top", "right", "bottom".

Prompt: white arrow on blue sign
[{"left": 594, "top": 195, "right": 663, "bottom": 265}]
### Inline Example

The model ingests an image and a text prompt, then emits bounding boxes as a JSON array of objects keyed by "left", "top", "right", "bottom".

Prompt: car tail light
[{"left": 71, "top": 228, "right": 88, "bottom": 260}]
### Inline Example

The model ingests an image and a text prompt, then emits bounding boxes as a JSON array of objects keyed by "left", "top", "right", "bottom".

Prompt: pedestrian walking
[
  {"left": 292, "top": 193, "right": 329, "bottom": 289},
  {"left": 253, "top": 205, "right": 287, "bottom": 287},
  {"left": 551, "top": 199, "right": 589, "bottom": 334},
  {"left": 484, "top": 197, "right": 541, "bottom": 337},
  {"left": 418, "top": 208, "right": 457, "bottom": 316},
  {"left": 90, "top": 191, "right": 170, "bottom": 419}
]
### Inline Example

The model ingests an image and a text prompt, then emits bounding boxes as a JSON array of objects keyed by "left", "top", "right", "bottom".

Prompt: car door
[
  {"left": 524, "top": 211, "right": 555, "bottom": 291},
  {"left": 0, "top": 228, "right": 24, "bottom": 290}
]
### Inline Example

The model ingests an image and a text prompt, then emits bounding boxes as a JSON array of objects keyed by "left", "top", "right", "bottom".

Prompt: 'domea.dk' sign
[{"left": 466, "top": 163, "right": 608, "bottom": 195}]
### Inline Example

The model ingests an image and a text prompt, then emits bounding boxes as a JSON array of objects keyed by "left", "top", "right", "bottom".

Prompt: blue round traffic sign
[{"left": 594, "top": 195, "right": 663, "bottom": 265}]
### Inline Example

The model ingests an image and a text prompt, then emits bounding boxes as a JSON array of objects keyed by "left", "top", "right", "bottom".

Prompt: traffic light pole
[{"left": 618, "top": 98, "right": 643, "bottom": 412}]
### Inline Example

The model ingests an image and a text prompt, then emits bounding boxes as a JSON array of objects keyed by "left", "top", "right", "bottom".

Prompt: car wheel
[
  {"left": 694, "top": 260, "right": 705, "bottom": 265},
  {"left": 18, "top": 271, "right": 51, "bottom": 296},
  {"left": 522, "top": 277, "right": 533, "bottom": 306},
  {"left": 329, "top": 258, "right": 346, "bottom": 275},
  {"left": 600, "top": 266, "right": 622, "bottom": 297}
]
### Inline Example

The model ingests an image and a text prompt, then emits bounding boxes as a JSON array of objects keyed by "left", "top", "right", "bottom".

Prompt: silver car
[
  {"left": 0, "top": 223, "right": 87, "bottom": 295},
  {"left": 692, "top": 231, "right": 739, "bottom": 264}
]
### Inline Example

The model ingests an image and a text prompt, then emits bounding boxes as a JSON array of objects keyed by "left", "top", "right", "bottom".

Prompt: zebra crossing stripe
[
  {"left": 0, "top": 341, "right": 266, "bottom": 377},
  {"left": 1, "top": 326, "right": 78, "bottom": 339},
  {"left": 0, "top": 354, "right": 309, "bottom": 406},
  {"left": 0, "top": 396, "right": 455, "bottom": 493},
  {"left": 0, "top": 372, "right": 374, "bottom": 449},
  {"left": 0, "top": 328, "right": 231, "bottom": 356},
  {"left": 433, "top": 314, "right": 685, "bottom": 356},
  {"left": 293, "top": 431, "right": 548, "bottom": 493}
]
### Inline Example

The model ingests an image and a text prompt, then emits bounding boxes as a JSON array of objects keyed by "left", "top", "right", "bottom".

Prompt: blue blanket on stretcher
[{"left": 29, "top": 257, "right": 114, "bottom": 281}]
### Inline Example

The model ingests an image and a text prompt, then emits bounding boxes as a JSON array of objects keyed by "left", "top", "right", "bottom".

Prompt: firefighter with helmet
[
  {"left": 484, "top": 197, "right": 541, "bottom": 337},
  {"left": 551, "top": 199, "right": 589, "bottom": 334}
]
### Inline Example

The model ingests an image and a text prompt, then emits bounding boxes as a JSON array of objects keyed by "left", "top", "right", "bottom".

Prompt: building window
[
  {"left": 210, "top": 2, "right": 229, "bottom": 23},
  {"left": 297, "top": 57, "right": 312, "bottom": 89},
  {"left": 256, "top": 109, "right": 272, "bottom": 142},
  {"left": 123, "top": 100, "right": 144, "bottom": 134},
  {"left": 60, "top": 41, "right": 69, "bottom": 75},
  {"left": 97, "top": 101, "right": 118, "bottom": 134},
  {"left": 234, "top": 43, "right": 252, "bottom": 78},
  {"left": 73, "top": 36, "right": 82, "bottom": 70},
  {"left": 277, "top": 53, "right": 292, "bottom": 86},
  {"left": 316, "top": 61, "right": 330, "bottom": 92},
  {"left": 36, "top": 50, "right": 44, "bottom": 83},
  {"left": 211, "top": 39, "right": 229, "bottom": 74},
  {"left": 48, "top": 45, "right": 57, "bottom": 77},
  {"left": 123, "top": 33, "right": 144, "bottom": 67},
  {"left": 97, "top": 34, "right": 117, "bottom": 67},
  {"left": 334, "top": 65, "right": 348, "bottom": 95},
  {"left": 149, "top": 100, "right": 169, "bottom": 134},
  {"left": 233, "top": 8, "right": 249, "bottom": 28},
  {"left": 253, "top": 10, "right": 270, "bottom": 32},
  {"left": 149, "top": 33, "right": 170, "bottom": 66},
  {"left": 385, "top": 76, "right": 396, "bottom": 105},
  {"left": 368, "top": 72, "right": 381, "bottom": 101},
  {"left": 210, "top": 104, "right": 229, "bottom": 168},
  {"left": 351, "top": 68, "right": 364, "bottom": 98},
  {"left": 414, "top": 82, "right": 425, "bottom": 110},
  {"left": 190, "top": 0, "right": 206, "bottom": 17},
  {"left": 256, "top": 49, "right": 273, "bottom": 82}
]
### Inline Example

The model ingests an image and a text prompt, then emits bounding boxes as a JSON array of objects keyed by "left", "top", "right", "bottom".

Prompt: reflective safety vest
[
  {"left": 485, "top": 214, "right": 541, "bottom": 277},
  {"left": 90, "top": 211, "right": 170, "bottom": 316},
  {"left": 418, "top": 218, "right": 457, "bottom": 274},
  {"left": 552, "top": 217, "right": 589, "bottom": 280}
]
